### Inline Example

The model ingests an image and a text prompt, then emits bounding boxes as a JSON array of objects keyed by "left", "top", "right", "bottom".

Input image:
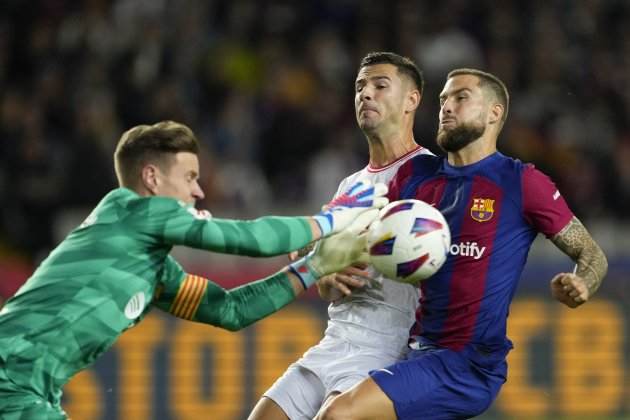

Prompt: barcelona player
[
  {"left": 0, "top": 121, "right": 387, "bottom": 419},
  {"left": 316, "top": 69, "right": 608, "bottom": 419}
]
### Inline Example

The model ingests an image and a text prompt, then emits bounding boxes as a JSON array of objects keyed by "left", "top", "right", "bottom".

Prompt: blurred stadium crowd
[{"left": 1, "top": 0, "right": 629, "bottom": 262}]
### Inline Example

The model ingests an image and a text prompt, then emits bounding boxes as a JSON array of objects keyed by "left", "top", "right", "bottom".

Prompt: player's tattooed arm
[{"left": 550, "top": 216, "right": 608, "bottom": 297}]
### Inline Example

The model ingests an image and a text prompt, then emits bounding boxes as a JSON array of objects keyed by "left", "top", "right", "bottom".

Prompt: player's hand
[
  {"left": 550, "top": 273, "right": 590, "bottom": 308},
  {"left": 316, "top": 264, "right": 370, "bottom": 302},
  {"left": 313, "top": 180, "right": 388, "bottom": 237},
  {"left": 302, "top": 209, "right": 376, "bottom": 276},
  {"left": 288, "top": 210, "right": 377, "bottom": 290}
]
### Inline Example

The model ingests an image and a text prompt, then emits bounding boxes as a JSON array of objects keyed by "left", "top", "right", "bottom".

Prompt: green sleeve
[
  {"left": 153, "top": 256, "right": 296, "bottom": 331},
  {"left": 152, "top": 256, "right": 187, "bottom": 313},
  {"left": 142, "top": 197, "right": 313, "bottom": 257},
  {"left": 194, "top": 272, "right": 295, "bottom": 331}
]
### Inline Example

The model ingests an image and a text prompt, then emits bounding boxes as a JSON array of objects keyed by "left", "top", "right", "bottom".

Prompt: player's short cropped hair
[
  {"left": 447, "top": 68, "right": 510, "bottom": 127},
  {"left": 359, "top": 52, "right": 424, "bottom": 95},
  {"left": 114, "top": 120, "right": 200, "bottom": 188}
]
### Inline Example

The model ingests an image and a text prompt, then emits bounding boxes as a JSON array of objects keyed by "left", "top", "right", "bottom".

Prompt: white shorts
[{"left": 263, "top": 333, "right": 405, "bottom": 420}]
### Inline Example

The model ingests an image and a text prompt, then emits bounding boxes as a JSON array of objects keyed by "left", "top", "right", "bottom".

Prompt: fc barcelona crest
[{"left": 471, "top": 198, "right": 495, "bottom": 222}]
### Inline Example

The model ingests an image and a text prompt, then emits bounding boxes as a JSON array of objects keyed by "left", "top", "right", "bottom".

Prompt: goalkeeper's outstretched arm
[
  {"left": 157, "top": 180, "right": 388, "bottom": 257},
  {"left": 153, "top": 269, "right": 308, "bottom": 331},
  {"left": 153, "top": 208, "right": 378, "bottom": 330}
]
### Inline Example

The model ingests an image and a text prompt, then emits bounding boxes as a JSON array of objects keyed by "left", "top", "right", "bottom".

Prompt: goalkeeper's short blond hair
[{"left": 114, "top": 121, "right": 200, "bottom": 189}]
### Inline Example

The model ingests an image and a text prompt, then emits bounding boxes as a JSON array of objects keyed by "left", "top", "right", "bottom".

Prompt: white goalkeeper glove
[
  {"left": 312, "top": 179, "right": 388, "bottom": 237},
  {"left": 289, "top": 209, "right": 378, "bottom": 289}
]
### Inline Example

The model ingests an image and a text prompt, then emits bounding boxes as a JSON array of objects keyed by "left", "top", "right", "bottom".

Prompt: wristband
[
  {"left": 288, "top": 257, "right": 319, "bottom": 289},
  {"left": 312, "top": 213, "right": 333, "bottom": 237}
]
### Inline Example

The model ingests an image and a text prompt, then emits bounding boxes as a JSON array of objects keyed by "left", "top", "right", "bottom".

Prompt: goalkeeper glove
[
  {"left": 289, "top": 209, "right": 377, "bottom": 289},
  {"left": 312, "top": 179, "right": 388, "bottom": 237}
]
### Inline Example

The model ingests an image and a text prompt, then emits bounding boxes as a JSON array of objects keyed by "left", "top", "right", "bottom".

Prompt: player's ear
[
  {"left": 405, "top": 89, "right": 421, "bottom": 114},
  {"left": 141, "top": 164, "right": 160, "bottom": 194},
  {"left": 488, "top": 103, "right": 504, "bottom": 126}
]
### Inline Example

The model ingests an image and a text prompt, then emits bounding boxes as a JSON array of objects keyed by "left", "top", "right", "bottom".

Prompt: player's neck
[
  {"left": 366, "top": 131, "right": 419, "bottom": 168},
  {"left": 447, "top": 137, "right": 497, "bottom": 166}
]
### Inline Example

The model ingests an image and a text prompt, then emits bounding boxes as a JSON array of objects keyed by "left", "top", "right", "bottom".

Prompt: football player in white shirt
[{"left": 248, "top": 52, "right": 433, "bottom": 420}]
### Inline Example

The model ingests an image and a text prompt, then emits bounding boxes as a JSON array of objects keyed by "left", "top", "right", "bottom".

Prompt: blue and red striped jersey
[{"left": 389, "top": 152, "right": 574, "bottom": 353}]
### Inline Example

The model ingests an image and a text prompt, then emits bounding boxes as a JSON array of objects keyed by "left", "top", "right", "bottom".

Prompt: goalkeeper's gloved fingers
[
  {"left": 314, "top": 182, "right": 388, "bottom": 237},
  {"left": 356, "top": 248, "right": 370, "bottom": 266},
  {"left": 346, "top": 208, "right": 379, "bottom": 235},
  {"left": 371, "top": 182, "right": 389, "bottom": 208},
  {"left": 327, "top": 179, "right": 389, "bottom": 210}
]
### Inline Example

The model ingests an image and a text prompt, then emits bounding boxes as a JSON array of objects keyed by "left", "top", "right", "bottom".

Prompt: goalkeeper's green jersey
[{"left": 0, "top": 188, "right": 313, "bottom": 410}]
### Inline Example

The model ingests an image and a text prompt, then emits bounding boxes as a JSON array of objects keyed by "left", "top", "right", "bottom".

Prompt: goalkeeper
[{"left": 0, "top": 121, "right": 387, "bottom": 419}]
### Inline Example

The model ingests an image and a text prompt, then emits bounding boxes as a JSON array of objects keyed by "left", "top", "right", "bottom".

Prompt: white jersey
[
  {"left": 320, "top": 146, "right": 432, "bottom": 353},
  {"left": 263, "top": 146, "right": 435, "bottom": 418}
]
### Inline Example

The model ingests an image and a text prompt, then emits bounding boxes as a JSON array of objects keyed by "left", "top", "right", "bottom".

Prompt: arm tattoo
[{"left": 551, "top": 217, "right": 608, "bottom": 296}]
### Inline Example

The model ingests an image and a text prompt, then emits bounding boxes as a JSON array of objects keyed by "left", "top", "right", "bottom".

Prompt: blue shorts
[{"left": 370, "top": 345, "right": 507, "bottom": 420}]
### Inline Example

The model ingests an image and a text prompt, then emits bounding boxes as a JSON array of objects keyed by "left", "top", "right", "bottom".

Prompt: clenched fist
[{"left": 550, "top": 273, "right": 590, "bottom": 308}]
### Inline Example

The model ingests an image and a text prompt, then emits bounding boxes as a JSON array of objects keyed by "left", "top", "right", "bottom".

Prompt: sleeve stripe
[
  {"left": 181, "top": 275, "right": 208, "bottom": 320},
  {"left": 176, "top": 275, "right": 205, "bottom": 319},
  {"left": 170, "top": 275, "right": 197, "bottom": 316},
  {"left": 178, "top": 275, "right": 203, "bottom": 319},
  {"left": 174, "top": 275, "right": 197, "bottom": 317},
  {"left": 171, "top": 275, "right": 207, "bottom": 319},
  {"left": 182, "top": 276, "right": 206, "bottom": 319}
]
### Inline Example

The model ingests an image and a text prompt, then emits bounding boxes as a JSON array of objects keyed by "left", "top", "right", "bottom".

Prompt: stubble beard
[
  {"left": 437, "top": 120, "right": 486, "bottom": 153},
  {"left": 357, "top": 114, "right": 382, "bottom": 136}
]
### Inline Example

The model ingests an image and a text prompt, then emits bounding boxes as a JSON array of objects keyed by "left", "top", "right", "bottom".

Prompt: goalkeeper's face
[
  {"left": 153, "top": 152, "right": 205, "bottom": 205},
  {"left": 354, "top": 63, "right": 411, "bottom": 133}
]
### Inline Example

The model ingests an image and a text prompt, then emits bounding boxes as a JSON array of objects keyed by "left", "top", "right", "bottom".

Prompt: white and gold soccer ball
[{"left": 367, "top": 199, "right": 451, "bottom": 284}]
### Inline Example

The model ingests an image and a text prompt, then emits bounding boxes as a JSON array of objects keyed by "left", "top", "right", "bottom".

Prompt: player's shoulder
[
  {"left": 367, "top": 146, "right": 435, "bottom": 172},
  {"left": 81, "top": 188, "right": 181, "bottom": 227},
  {"left": 339, "top": 147, "right": 437, "bottom": 188},
  {"left": 119, "top": 188, "right": 180, "bottom": 209},
  {"left": 489, "top": 155, "right": 563, "bottom": 207},
  {"left": 417, "top": 146, "right": 435, "bottom": 157},
  {"left": 519, "top": 160, "right": 558, "bottom": 191},
  {"left": 493, "top": 153, "right": 537, "bottom": 169},
  {"left": 494, "top": 154, "right": 552, "bottom": 181},
  {"left": 485, "top": 153, "right": 539, "bottom": 178},
  {"left": 403, "top": 150, "right": 443, "bottom": 174},
  {"left": 103, "top": 188, "right": 191, "bottom": 221}
]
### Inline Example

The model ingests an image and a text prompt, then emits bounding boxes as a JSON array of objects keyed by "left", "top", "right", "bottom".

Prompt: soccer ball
[{"left": 367, "top": 199, "right": 451, "bottom": 284}]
